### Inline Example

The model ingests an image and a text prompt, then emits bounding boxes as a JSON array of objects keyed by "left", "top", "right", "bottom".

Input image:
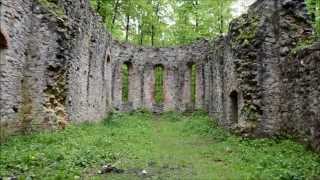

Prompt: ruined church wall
[
  {"left": 0, "top": 0, "right": 112, "bottom": 136},
  {"left": 60, "top": 0, "right": 112, "bottom": 122},
  {"left": 280, "top": 43, "right": 320, "bottom": 151},
  {"left": 110, "top": 40, "right": 210, "bottom": 113},
  {"left": 1, "top": 0, "right": 34, "bottom": 132},
  {"left": 211, "top": 0, "right": 320, "bottom": 151}
]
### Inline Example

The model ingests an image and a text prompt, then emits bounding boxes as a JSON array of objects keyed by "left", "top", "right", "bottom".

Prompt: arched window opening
[
  {"left": 188, "top": 63, "right": 197, "bottom": 105},
  {"left": 154, "top": 65, "right": 164, "bottom": 104},
  {"left": 230, "top": 91, "right": 239, "bottom": 123},
  {"left": 106, "top": 55, "right": 111, "bottom": 64},
  {"left": 122, "top": 62, "right": 132, "bottom": 102},
  {"left": 0, "top": 30, "right": 8, "bottom": 49}
]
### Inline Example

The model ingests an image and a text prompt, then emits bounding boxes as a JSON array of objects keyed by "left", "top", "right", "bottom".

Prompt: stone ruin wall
[
  {"left": 110, "top": 39, "right": 210, "bottom": 112},
  {"left": 0, "top": 0, "right": 319, "bottom": 151},
  {"left": 0, "top": 0, "right": 112, "bottom": 135}
]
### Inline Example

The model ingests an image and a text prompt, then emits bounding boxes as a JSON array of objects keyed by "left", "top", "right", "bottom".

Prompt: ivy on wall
[{"left": 306, "top": 0, "right": 320, "bottom": 39}]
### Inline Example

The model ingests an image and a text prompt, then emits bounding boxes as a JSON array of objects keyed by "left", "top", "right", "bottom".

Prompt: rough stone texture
[
  {"left": 280, "top": 42, "right": 320, "bottom": 151},
  {"left": 215, "top": 0, "right": 319, "bottom": 151},
  {"left": 0, "top": 0, "right": 319, "bottom": 151},
  {"left": 1, "top": 0, "right": 34, "bottom": 134},
  {"left": 0, "top": 0, "right": 112, "bottom": 136}
]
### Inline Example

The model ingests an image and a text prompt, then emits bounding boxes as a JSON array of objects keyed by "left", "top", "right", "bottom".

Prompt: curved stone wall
[{"left": 110, "top": 39, "right": 210, "bottom": 112}]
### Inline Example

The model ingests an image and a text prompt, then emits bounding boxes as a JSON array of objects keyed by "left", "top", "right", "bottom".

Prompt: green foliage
[
  {"left": 241, "top": 104, "right": 259, "bottom": 122},
  {"left": 306, "top": 0, "right": 320, "bottom": 39},
  {"left": 90, "top": 0, "right": 235, "bottom": 47},
  {"left": 121, "top": 64, "right": 129, "bottom": 102},
  {"left": 1, "top": 112, "right": 319, "bottom": 179},
  {"left": 154, "top": 65, "right": 164, "bottom": 104},
  {"left": 19, "top": 78, "right": 33, "bottom": 134},
  {"left": 290, "top": 35, "right": 316, "bottom": 55},
  {"left": 232, "top": 14, "right": 260, "bottom": 47}
]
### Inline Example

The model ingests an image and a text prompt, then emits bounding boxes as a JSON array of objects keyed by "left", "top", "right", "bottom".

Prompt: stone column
[
  {"left": 129, "top": 64, "right": 141, "bottom": 110},
  {"left": 181, "top": 64, "right": 192, "bottom": 111},
  {"left": 143, "top": 64, "right": 154, "bottom": 110},
  {"left": 164, "top": 65, "right": 176, "bottom": 111},
  {"left": 112, "top": 63, "right": 122, "bottom": 110}
]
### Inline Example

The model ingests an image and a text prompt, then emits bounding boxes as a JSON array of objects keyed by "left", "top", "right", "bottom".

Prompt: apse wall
[{"left": 110, "top": 40, "right": 210, "bottom": 112}]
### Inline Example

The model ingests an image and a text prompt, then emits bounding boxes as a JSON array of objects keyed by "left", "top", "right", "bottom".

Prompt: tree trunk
[
  {"left": 219, "top": 1, "right": 224, "bottom": 35},
  {"left": 151, "top": 1, "right": 160, "bottom": 46},
  {"left": 111, "top": 0, "right": 121, "bottom": 30},
  {"left": 125, "top": 14, "right": 130, "bottom": 42},
  {"left": 193, "top": 0, "right": 199, "bottom": 33},
  {"left": 151, "top": 25, "right": 155, "bottom": 46},
  {"left": 316, "top": 0, "right": 320, "bottom": 38},
  {"left": 140, "top": 23, "right": 144, "bottom": 45}
]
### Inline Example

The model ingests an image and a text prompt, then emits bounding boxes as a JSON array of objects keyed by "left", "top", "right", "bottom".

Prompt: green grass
[
  {"left": 154, "top": 66, "right": 164, "bottom": 104},
  {"left": 1, "top": 112, "right": 319, "bottom": 179},
  {"left": 306, "top": 0, "right": 320, "bottom": 39}
]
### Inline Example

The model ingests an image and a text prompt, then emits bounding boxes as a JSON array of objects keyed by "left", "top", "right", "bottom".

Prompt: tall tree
[
  {"left": 90, "top": 0, "right": 235, "bottom": 46},
  {"left": 111, "top": 0, "right": 121, "bottom": 30}
]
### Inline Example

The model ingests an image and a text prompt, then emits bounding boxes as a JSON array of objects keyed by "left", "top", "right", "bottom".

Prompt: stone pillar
[
  {"left": 196, "top": 64, "right": 206, "bottom": 110},
  {"left": 143, "top": 64, "right": 154, "bottom": 109},
  {"left": 112, "top": 63, "right": 122, "bottom": 110},
  {"left": 181, "top": 64, "right": 192, "bottom": 111},
  {"left": 164, "top": 66, "right": 176, "bottom": 111},
  {"left": 129, "top": 64, "right": 141, "bottom": 110}
]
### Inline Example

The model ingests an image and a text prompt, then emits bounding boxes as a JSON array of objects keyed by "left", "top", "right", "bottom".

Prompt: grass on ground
[{"left": 0, "top": 111, "right": 319, "bottom": 179}]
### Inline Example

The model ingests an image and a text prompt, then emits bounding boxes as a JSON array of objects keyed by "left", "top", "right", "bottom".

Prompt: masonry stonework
[{"left": 0, "top": 0, "right": 319, "bottom": 151}]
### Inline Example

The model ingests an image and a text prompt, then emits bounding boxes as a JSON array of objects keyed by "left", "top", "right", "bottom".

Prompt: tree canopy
[
  {"left": 90, "top": 0, "right": 235, "bottom": 46},
  {"left": 90, "top": 0, "right": 320, "bottom": 46}
]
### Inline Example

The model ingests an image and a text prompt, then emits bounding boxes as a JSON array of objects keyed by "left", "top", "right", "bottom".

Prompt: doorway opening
[
  {"left": 230, "top": 91, "right": 238, "bottom": 123},
  {"left": 122, "top": 62, "right": 132, "bottom": 102},
  {"left": 154, "top": 65, "right": 164, "bottom": 104}
]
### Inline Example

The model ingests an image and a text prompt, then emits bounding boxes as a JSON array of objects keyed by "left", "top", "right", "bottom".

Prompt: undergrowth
[{"left": 0, "top": 111, "right": 319, "bottom": 179}]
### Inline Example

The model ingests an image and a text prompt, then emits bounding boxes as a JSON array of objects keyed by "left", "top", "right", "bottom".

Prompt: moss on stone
[
  {"left": 18, "top": 78, "right": 33, "bottom": 134},
  {"left": 241, "top": 104, "right": 259, "bottom": 122},
  {"left": 0, "top": 123, "right": 10, "bottom": 143},
  {"left": 290, "top": 35, "right": 316, "bottom": 55},
  {"left": 230, "top": 14, "right": 260, "bottom": 49},
  {"left": 37, "top": 0, "right": 66, "bottom": 18},
  {"left": 43, "top": 67, "right": 68, "bottom": 129}
]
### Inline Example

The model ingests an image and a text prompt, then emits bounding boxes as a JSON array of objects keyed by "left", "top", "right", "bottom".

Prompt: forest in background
[{"left": 90, "top": 0, "right": 319, "bottom": 47}]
